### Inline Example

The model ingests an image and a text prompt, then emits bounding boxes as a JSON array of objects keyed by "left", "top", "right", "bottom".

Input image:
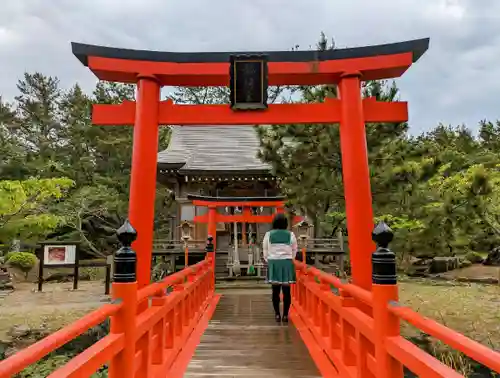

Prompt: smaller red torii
[
  {"left": 188, "top": 194, "right": 303, "bottom": 238},
  {"left": 187, "top": 194, "right": 303, "bottom": 272}
]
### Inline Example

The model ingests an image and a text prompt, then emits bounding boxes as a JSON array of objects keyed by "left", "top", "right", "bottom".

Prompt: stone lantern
[
  {"left": 296, "top": 220, "right": 312, "bottom": 262},
  {"left": 180, "top": 221, "right": 193, "bottom": 267}
]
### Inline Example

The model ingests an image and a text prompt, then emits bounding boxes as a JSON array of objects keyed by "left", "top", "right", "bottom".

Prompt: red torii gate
[
  {"left": 187, "top": 194, "right": 303, "bottom": 240},
  {"left": 72, "top": 38, "right": 429, "bottom": 290},
  {"left": 186, "top": 194, "right": 301, "bottom": 271}
]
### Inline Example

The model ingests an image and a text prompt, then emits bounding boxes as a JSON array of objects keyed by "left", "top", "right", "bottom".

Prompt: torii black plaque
[{"left": 229, "top": 54, "right": 268, "bottom": 110}]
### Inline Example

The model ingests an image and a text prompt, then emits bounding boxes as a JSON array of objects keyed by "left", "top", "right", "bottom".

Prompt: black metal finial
[
  {"left": 372, "top": 221, "right": 394, "bottom": 248},
  {"left": 205, "top": 235, "right": 214, "bottom": 253},
  {"left": 117, "top": 219, "right": 137, "bottom": 247},
  {"left": 371, "top": 222, "right": 397, "bottom": 285},
  {"left": 114, "top": 219, "right": 137, "bottom": 283}
]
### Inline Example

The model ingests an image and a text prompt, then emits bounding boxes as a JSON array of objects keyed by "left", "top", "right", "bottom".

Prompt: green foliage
[
  {"left": 464, "top": 251, "right": 484, "bottom": 264},
  {"left": 53, "top": 185, "right": 127, "bottom": 257},
  {"left": 257, "top": 33, "right": 500, "bottom": 258},
  {"left": 0, "top": 178, "right": 73, "bottom": 242},
  {"left": 3, "top": 251, "right": 15, "bottom": 262},
  {"left": 0, "top": 75, "right": 173, "bottom": 256},
  {"left": 16, "top": 354, "right": 71, "bottom": 378},
  {"left": 80, "top": 266, "right": 104, "bottom": 281},
  {"left": 11, "top": 320, "right": 111, "bottom": 377},
  {"left": 16, "top": 354, "right": 107, "bottom": 378},
  {"left": 7, "top": 252, "right": 37, "bottom": 278},
  {"left": 15, "top": 354, "right": 108, "bottom": 377}
]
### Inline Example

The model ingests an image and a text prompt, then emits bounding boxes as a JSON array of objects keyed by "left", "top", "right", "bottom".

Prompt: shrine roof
[{"left": 157, "top": 126, "right": 272, "bottom": 175}]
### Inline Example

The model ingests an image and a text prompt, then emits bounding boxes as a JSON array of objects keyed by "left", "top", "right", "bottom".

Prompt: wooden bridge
[{"left": 1, "top": 225, "right": 499, "bottom": 378}]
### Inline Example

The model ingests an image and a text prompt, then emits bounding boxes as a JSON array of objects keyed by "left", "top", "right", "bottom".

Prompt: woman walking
[{"left": 263, "top": 213, "right": 298, "bottom": 323}]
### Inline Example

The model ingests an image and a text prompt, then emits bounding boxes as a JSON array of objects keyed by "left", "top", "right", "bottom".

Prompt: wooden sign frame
[{"left": 37, "top": 241, "right": 111, "bottom": 295}]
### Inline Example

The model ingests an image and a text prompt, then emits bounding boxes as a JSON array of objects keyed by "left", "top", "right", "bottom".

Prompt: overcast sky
[{"left": 1, "top": 0, "right": 499, "bottom": 134}]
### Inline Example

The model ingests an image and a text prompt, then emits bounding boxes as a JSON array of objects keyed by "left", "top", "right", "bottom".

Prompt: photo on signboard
[{"left": 44, "top": 245, "right": 76, "bottom": 265}]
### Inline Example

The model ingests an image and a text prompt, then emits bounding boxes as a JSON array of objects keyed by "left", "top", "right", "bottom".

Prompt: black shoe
[
  {"left": 282, "top": 315, "right": 288, "bottom": 323},
  {"left": 275, "top": 314, "right": 281, "bottom": 322}
]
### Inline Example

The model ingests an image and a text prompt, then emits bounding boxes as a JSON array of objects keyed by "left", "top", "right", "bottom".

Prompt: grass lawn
[
  {"left": 0, "top": 307, "right": 99, "bottom": 342},
  {"left": 398, "top": 279, "right": 500, "bottom": 350},
  {"left": 0, "top": 281, "right": 106, "bottom": 341}
]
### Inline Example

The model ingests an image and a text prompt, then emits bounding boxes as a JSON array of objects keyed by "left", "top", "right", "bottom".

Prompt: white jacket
[{"left": 262, "top": 230, "right": 298, "bottom": 261}]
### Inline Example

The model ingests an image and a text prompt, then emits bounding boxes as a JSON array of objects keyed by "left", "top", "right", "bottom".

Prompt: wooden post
[
  {"left": 107, "top": 254, "right": 114, "bottom": 279},
  {"left": 337, "top": 228, "right": 345, "bottom": 276},
  {"left": 37, "top": 246, "right": 44, "bottom": 292},
  {"left": 73, "top": 245, "right": 80, "bottom": 291},
  {"left": 105, "top": 265, "right": 111, "bottom": 295}
]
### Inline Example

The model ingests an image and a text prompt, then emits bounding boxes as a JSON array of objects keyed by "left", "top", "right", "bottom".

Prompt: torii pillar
[
  {"left": 339, "top": 72, "right": 375, "bottom": 291},
  {"left": 128, "top": 76, "right": 161, "bottom": 288}
]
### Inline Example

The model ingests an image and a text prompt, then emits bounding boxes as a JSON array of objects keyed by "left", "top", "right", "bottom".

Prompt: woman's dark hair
[{"left": 272, "top": 213, "right": 288, "bottom": 230}]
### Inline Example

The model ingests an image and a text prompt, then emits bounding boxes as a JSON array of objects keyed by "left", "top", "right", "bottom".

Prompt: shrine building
[{"left": 155, "top": 125, "right": 343, "bottom": 279}]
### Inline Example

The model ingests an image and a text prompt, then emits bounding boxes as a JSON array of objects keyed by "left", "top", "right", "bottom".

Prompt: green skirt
[{"left": 267, "top": 259, "right": 296, "bottom": 284}]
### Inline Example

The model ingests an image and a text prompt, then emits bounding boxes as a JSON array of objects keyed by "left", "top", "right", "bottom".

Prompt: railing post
[
  {"left": 187, "top": 271, "right": 195, "bottom": 323},
  {"left": 301, "top": 268, "right": 309, "bottom": 316},
  {"left": 109, "top": 220, "right": 138, "bottom": 378},
  {"left": 151, "top": 291, "right": 166, "bottom": 366},
  {"left": 174, "top": 280, "right": 185, "bottom": 339},
  {"left": 298, "top": 265, "right": 305, "bottom": 308},
  {"left": 165, "top": 309, "right": 175, "bottom": 350},
  {"left": 291, "top": 264, "right": 298, "bottom": 303},
  {"left": 371, "top": 222, "right": 403, "bottom": 378},
  {"left": 339, "top": 289, "right": 356, "bottom": 367},
  {"left": 319, "top": 278, "right": 330, "bottom": 337}
]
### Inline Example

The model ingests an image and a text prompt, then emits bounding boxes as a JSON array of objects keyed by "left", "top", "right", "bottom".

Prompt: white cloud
[{"left": 0, "top": 0, "right": 499, "bottom": 134}]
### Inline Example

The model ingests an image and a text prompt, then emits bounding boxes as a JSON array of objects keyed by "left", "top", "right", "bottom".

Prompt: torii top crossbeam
[
  {"left": 72, "top": 39, "right": 429, "bottom": 126},
  {"left": 72, "top": 38, "right": 429, "bottom": 86}
]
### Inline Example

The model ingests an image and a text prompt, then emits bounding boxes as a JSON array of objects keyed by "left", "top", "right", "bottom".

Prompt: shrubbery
[
  {"left": 3, "top": 251, "right": 16, "bottom": 263},
  {"left": 6, "top": 252, "right": 37, "bottom": 279},
  {"left": 9, "top": 321, "right": 110, "bottom": 377},
  {"left": 464, "top": 251, "right": 484, "bottom": 264}
]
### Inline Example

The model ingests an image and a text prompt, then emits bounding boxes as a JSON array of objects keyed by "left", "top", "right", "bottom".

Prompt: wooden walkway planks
[{"left": 184, "top": 290, "right": 321, "bottom": 377}]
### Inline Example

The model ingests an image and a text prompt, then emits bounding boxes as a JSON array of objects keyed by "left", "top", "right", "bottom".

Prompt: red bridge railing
[
  {"left": 1, "top": 221, "right": 499, "bottom": 378},
  {"left": 291, "top": 259, "right": 500, "bottom": 378},
  {"left": 0, "top": 257, "right": 214, "bottom": 378}
]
